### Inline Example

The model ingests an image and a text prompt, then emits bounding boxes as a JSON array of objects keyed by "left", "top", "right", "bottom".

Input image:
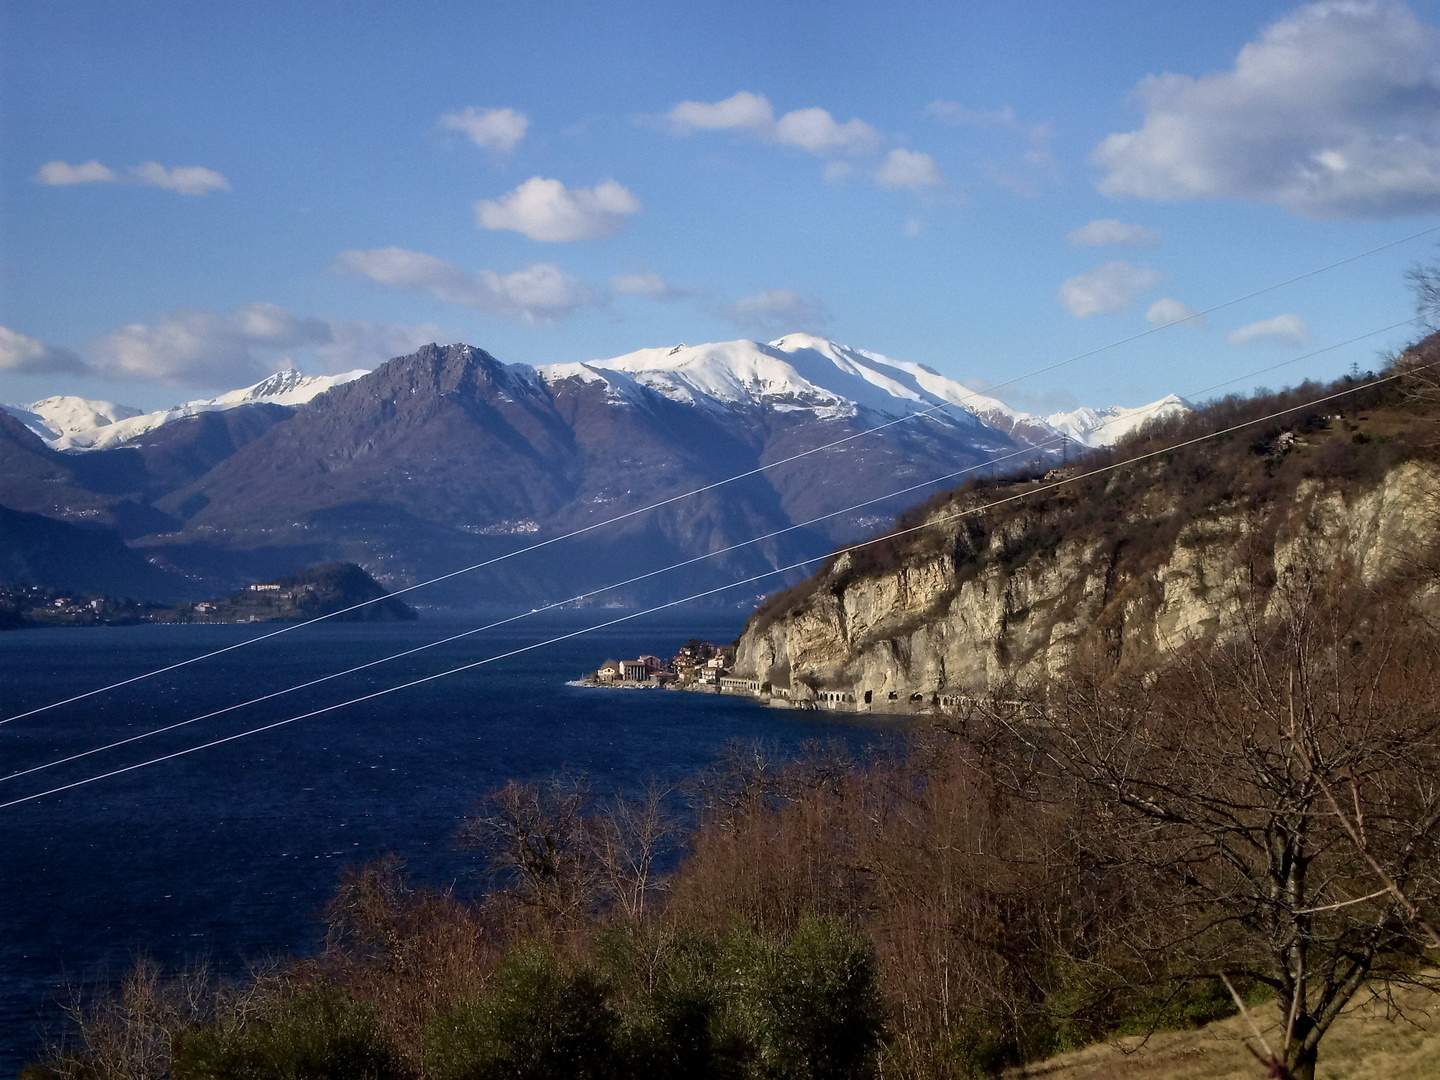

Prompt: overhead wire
[
  {"left": 5, "top": 223, "right": 1436, "bottom": 726},
  {"left": 2, "top": 360, "right": 1424, "bottom": 811},
  {"left": 0, "top": 316, "right": 1420, "bottom": 787}
]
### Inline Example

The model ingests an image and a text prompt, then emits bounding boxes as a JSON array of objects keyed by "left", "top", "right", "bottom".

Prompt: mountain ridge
[
  {"left": 0, "top": 335, "right": 1191, "bottom": 605},
  {"left": 3, "top": 368, "right": 368, "bottom": 450},
  {"left": 3, "top": 334, "right": 1187, "bottom": 454}
]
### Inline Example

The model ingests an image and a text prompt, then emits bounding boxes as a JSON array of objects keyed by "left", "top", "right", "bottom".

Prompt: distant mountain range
[
  {"left": 5, "top": 337, "right": 1182, "bottom": 455},
  {"left": 0, "top": 335, "right": 1189, "bottom": 606},
  {"left": 6, "top": 368, "right": 368, "bottom": 450}
]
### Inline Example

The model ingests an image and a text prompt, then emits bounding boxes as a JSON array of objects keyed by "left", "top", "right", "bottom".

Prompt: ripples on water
[{"left": 0, "top": 609, "right": 888, "bottom": 1074}]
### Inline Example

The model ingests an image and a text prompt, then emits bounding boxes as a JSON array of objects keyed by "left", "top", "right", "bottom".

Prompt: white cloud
[
  {"left": 875, "top": 148, "right": 945, "bottom": 189},
  {"left": 130, "top": 162, "right": 231, "bottom": 195},
  {"left": 1094, "top": 1, "right": 1440, "bottom": 219},
  {"left": 718, "top": 288, "right": 829, "bottom": 336},
  {"left": 929, "top": 102, "right": 1057, "bottom": 183},
  {"left": 1069, "top": 218, "right": 1163, "bottom": 247},
  {"left": 1227, "top": 314, "right": 1311, "bottom": 346},
  {"left": 476, "top": 176, "right": 641, "bottom": 242},
  {"left": 1147, "top": 297, "right": 1205, "bottom": 327},
  {"left": 335, "top": 247, "right": 600, "bottom": 323},
  {"left": 1057, "top": 261, "right": 1165, "bottom": 318},
  {"left": 35, "top": 159, "right": 230, "bottom": 194},
  {"left": 0, "top": 326, "right": 89, "bottom": 374},
  {"left": 928, "top": 100, "right": 1056, "bottom": 160},
  {"left": 925, "top": 101, "right": 1020, "bottom": 128},
  {"left": 984, "top": 167, "right": 1041, "bottom": 199},
  {"left": 610, "top": 272, "right": 687, "bottom": 300},
  {"left": 773, "top": 107, "right": 881, "bottom": 155},
  {"left": 611, "top": 272, "right": 668, "bottom": 296},
  {"left": 903, "top": 217, "right": 926, "bottom": 238},
  {"left": 34, "top": 160, "right": 118, "bottom": 186},
  {"left": 666, "top": 92, "right": 880, "bottom": 157},
  {"left": 87, "top": 302, "right": 440, "bottom": 385},
  {"left": 665, "top": 91, "right": 952, "bottom": 194},
  {"left": 316, "top": 320, "right": 448, "bottom": 370},
  {"left": 439, "top": 106, "right": 529, "bottom": 152},
  {"left": 667, "top": 91, "right": 776, "bottom": 134}
]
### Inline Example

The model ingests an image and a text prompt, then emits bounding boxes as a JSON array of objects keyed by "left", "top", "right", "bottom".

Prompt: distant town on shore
[{"left": 581, "top": 637, "right": 925, "bottom": 714}]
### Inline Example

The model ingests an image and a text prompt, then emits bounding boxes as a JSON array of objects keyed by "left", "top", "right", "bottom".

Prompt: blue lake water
[{"left": 0, "top": 609, "right": 889, "bottom": 1075}]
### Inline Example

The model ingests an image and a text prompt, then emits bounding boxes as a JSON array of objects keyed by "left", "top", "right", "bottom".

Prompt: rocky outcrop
[{"left": 734, "top": 407, "right": 1440, "bottom": 706}]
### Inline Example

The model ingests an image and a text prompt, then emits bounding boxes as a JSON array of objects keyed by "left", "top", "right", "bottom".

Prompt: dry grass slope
[{"left": 1011, "top": 985, "right": 1439, "bottom": 1080}]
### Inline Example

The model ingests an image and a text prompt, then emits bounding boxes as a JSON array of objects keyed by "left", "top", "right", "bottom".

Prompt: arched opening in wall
[{"left": 863, "top": 690, "right": 872, "bottom": 704}]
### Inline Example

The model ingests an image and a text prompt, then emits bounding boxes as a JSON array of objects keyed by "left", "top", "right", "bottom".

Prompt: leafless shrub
[
  {"left": 318, "top": 856, "right": 493, "bottom": 1071},
  {"left": 590, "top": 780, "right": 677, "bottom": 924},
  {"left": 34, "top": 958, "right": 214, "bottom": 1080}
]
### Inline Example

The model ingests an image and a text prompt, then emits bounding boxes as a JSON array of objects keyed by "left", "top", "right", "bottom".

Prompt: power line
[
  {"left": 2, "top": 362, "right": 1420, "bottom": 811},
  {"left": 5, "top": 225, "right": 1434, "bottom": 727},
  {"left": 1, "top": 318, "right": 1419, "bottom": 787}
]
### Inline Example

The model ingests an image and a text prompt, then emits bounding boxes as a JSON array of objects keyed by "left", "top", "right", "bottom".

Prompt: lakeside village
[
  {"left": 586, "top": 639, "right": 740, "bottom": 691},
  {"left": 0, "top": 563, "right": 413, "bottom": 630},
  {"left": 0, "top": 580, "right": 333, "bottom": 629},
  {"left": 580, "top": 638, "right": 929, "bottom": 714}
]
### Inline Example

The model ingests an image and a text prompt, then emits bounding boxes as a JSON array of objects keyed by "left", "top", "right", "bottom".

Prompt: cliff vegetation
[{"left": 735, "top": 339, "right": 1440, "bottom": 705}]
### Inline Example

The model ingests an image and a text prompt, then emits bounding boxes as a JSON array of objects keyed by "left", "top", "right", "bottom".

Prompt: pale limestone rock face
[
  {"left": 1152, "top": 514, "right": 1251, "bottom": 654},
  {"left": 733, "top": 462, "right": 1440, "bottom": 703}
]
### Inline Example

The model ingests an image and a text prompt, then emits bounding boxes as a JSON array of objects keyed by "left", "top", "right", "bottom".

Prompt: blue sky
[{"left": 3, "top": 0, "right": 1440, "bottom": 412}]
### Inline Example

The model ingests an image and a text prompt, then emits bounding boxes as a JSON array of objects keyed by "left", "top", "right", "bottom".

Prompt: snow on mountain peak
[
  {"left": 591, "top": 338, "right": 858, "bottom": 413},
  {"left": 1043, "top": 394, "right": 1192, "bottom": 447},
  {"left": 2, "top": 334, "right": 1191, "bottom": 457},
  {"left": 209, "top": 368, "right": 369, "bottom": 409},
  {"left": 3, "top": 368, "right": 370, "bottom": 451},
  {"left": 561, "top": 335, "right": 992, "bottom": 430},
  {"left": 537, "top": 332, "right": 1188, "bottom": 449},
  {"left": 534, "top": 361, "right": 654, "bottom": 406}
]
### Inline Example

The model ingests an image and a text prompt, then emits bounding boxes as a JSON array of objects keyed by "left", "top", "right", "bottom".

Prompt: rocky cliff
[{"left": 733, "top": 367, "right": 1440, "bottom": 707}]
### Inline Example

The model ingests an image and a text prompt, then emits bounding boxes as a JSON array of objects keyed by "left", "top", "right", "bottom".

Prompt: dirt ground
[{"left": 1007, "top": 984, "right": 1440, "bottom": 1080}]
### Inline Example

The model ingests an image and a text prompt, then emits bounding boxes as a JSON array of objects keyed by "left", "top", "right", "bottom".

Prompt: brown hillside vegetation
[
  {"left": 24, "top": 362, "right": 1440, "bottom": 1080},
  {"left": 29, "top": 599, "right": 1440, "bottom": 1079}
]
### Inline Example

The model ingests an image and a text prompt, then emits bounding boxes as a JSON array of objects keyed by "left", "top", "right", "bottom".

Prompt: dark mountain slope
[
  {"left": 127, "top": 403, "right": 292, "bottom": 496},
  {"left": 0, "top": 340, "right": 1045, "bottom": 607},
  {"left": 162, "top": 345, "right": 581, "bottom": 533},
  {"left": 0, "top": 410, "right": 119, "bottom": 520},
  {"left": 134, "top": 343, "right": 1026, "bottom": 605},
  {"left": 0, "top": 403, "right": 290, "bottom": 538},
  {"left": 0, "top": 504, "right": 189, "bottom": 600}
]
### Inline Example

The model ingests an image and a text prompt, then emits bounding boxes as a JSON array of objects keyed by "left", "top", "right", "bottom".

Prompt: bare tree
[
  {"left": 590, "top": 781, "right": 676, "bottom": 923},
  {"left": 458, "top": 773, "right": 598, "bottom": 930},
  {"left": 1406, "top": 259, "right": 1440, "bottom": 333},
  {"left": 1002, "top": 578, "right": 1440, "bottom": 1080}
]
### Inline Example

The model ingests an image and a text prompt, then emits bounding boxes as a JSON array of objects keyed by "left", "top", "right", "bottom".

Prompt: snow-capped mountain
[
  {"left": 3, "top": 368, "right": 368, "bottom": 450},
  {"left": 3, "top": 334, "right": 1184, "bottom": 455},
  {"left": 0, "top": 336, "right": 1192, "bottom": 606},
  {"left": 1043, "top": 396, "right": 1192, "bottom": 447},
  {"left": 542, "top": 332, "right": 1187, "bottom": 449},
  {"left": 541, "top": 333, "right": 1000, "bottom": 423}
]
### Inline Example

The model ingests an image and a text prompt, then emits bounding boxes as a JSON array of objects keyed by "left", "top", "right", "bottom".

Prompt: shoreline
[{"left": 573, "top": 676, "right": 938, "bottom": 718}]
